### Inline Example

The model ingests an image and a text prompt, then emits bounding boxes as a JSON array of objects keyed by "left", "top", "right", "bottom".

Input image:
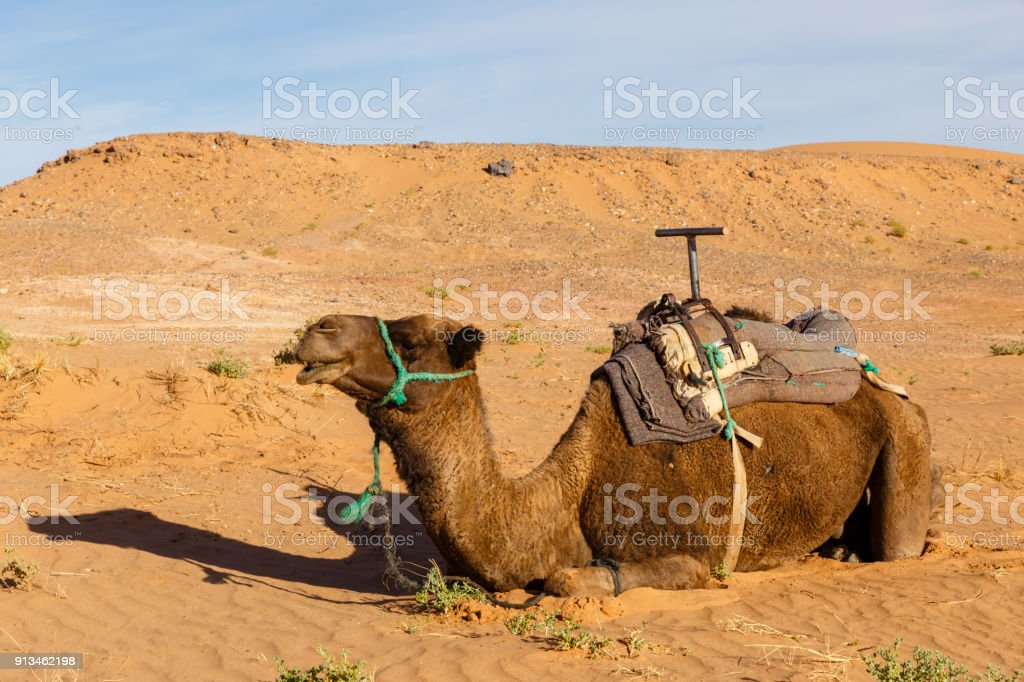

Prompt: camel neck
[{"left": 369, "top": 376, "right": 592, "bottom": 589}]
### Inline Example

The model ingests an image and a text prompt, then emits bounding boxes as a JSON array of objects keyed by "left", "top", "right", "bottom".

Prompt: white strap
[{"left": 722, "top": 435, "right": 748, "bottom": 574}]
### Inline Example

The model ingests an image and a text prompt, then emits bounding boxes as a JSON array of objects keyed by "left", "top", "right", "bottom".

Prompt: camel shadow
[{"left": 28, "top": 486, "right": 440, "bottom": 603}]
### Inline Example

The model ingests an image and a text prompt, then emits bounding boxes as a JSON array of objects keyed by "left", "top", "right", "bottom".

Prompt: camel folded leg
[
  {"left": 543, "top": 554, "right": 710, "bottom": 597},
  {"left": 868, "top": 402, "right": 934, "bottom": 561}
]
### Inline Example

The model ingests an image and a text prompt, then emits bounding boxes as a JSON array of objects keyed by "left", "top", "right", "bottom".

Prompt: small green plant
[
  {"left": 304, "top": 222, "right": 319, "bottom": 231},
  {"left": 504, "top": 322, "right": 526, "bottom": 345},
  {"left": 621, "top": 622, "right": 649, "bottom": 658},
  {"left": 863, "top": 639, "right": 1021, "bottom": 682},
  {"left": 887, "top": 219, "right": 907, "bottom": 238},
  {"left": 968, "top": 269, "right": 982, "bottom": 277},
  {"left": 851, "top": 218, "right": 867, "bottom": 227},
  {"left": 205, "top": 350, "right": 249, "bottom": 378},
  {"left": 274, "top": 317, "right": 318, "bottom": 365},
  {"left": 985, "top": 244, "right": 994, "bottom": 251},
  {"left": 956, "top": 237, "right": 970, "bottom": 245},
  {"left": 422, "top": 285, "right": 450, "bottom": 300},
  {"left": 414, "top": 561, "right": 488, "bottom": 614},
  {"left": 585, "top": 344, "right": 612, "bottom": 354},
  {"left": 52, "top": 333, "right": 85, "bottom": 347},
  {"left": 550, "top": 624, "right": 613, "bottom": 659},
  {"left": 991, "top": 341, "right": 1024, "bottom": 356},
  {"left": 1, "top": 548, "right": 38, "bottom": 590},
  {"left": 273, "top": 646, "right": 373, "bottom": 682},
  {"left": 711, "top": 560, "right": 731, "bottom": 581},
  {"left": 0, "top": 328, "right": 12, "bottom": 354},
  {"left": 505, "top": 611, "right": 540, "bottom": 636},
  {"left": 262, "top": 246, "right": 280, "bottom": 257},
  {"left": 529, "top": 350, "right": 546, "bottom": 368},
  {"left": 864, "top": 235, "right": 876, "bottom": 245}
]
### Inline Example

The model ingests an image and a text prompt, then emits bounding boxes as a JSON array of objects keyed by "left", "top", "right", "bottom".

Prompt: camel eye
[{"left": 397, "top": 335, "right": 421, "bottom": 354}]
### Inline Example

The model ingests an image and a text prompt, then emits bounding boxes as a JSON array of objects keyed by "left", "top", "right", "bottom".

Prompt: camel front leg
[{"left": 543, "top": 554, "right": 710, "bottom": 596}]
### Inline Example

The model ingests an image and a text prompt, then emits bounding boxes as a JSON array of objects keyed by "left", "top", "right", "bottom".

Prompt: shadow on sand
[{"left": 29, "top": 485, "right": 440, "bottom": 605}]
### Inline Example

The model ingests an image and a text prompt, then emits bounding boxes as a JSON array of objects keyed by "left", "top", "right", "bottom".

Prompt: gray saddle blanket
[{"left": 599, "top": 309, "right": 863, "bottom": 446}]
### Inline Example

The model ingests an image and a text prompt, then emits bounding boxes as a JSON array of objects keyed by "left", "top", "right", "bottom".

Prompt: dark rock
[{"left": 485, "top": 159, "right": 514, "bottom": 177}]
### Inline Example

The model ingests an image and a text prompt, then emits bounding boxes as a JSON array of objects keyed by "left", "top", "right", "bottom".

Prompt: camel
[{"left": 294, "top": 313, "right": 935, "bottom": 596}]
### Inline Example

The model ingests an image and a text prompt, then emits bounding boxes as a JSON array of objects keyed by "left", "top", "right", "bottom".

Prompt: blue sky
[{"left": 1, "top": 0, "right": 1022, "bottom": 185}]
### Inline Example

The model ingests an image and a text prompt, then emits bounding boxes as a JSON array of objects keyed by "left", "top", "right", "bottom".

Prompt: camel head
[{"left": 293, "top": 314, "right": 482, "bottom": 410}]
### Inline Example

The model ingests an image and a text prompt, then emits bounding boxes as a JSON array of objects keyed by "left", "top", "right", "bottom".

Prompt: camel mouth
[{"left": 296, "top": 360, "right": 348, "bottom": 385}]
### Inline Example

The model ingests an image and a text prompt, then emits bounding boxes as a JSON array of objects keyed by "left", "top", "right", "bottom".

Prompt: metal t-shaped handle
[{"left": 654, "top": 227, "right": 727, "bottom": 300}]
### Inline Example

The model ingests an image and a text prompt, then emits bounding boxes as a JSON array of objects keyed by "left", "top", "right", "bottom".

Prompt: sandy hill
[
  {"left": 0, "top": 133, "right": 1023, "bottom": 681},
  {"left": 2, "top": 132, "right": 1023, "bottom": 257}
]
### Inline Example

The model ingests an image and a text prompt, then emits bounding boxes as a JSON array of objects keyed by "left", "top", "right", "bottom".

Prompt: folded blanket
[{"left": 597, "top": 343, "right": 723, "bottom": 446}]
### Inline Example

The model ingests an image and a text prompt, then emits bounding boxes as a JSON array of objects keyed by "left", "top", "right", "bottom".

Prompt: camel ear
[{"left": 447, "top": 325, "right": 483, "bottom": 368}]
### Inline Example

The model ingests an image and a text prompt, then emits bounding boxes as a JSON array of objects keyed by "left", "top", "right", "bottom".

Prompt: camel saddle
[{"left": 599, "top": 296, "right": 864, "bottom": 446}]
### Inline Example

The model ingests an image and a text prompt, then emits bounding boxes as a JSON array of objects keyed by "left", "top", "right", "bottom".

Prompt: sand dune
[{"left": 1, "top": 133, "right": 1022, "bottom": 680}]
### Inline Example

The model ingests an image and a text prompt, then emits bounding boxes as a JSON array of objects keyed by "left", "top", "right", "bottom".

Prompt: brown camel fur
[{"left": 294, "top": 313, "right": 935, "bottom": 596}]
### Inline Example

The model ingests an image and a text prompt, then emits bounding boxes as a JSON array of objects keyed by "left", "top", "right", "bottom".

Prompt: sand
[{"left": 0, "top": 132, "right": 1022, "bottom": 680}]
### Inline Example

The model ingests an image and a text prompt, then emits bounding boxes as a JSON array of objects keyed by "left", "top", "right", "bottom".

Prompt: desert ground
[{"left": 0, "top": 133, "right": 1022, "bottom": 680}]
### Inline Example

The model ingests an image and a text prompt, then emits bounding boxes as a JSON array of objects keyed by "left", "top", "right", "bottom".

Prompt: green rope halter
[
  {"left": 703, "top": 343, "right": 736, "bottom": 442},
  {"left": 339, "top": 318, "right": 475, "bottom": 524}
]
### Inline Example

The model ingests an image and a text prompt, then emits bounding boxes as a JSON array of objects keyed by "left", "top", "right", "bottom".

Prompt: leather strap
[{"left": 587, "top": 557, "right": 623, "bottom": 596}]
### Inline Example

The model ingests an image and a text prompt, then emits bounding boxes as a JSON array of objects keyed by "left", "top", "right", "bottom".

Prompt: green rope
[
  {"left": 340, "top": 435, "right": 383, "bottom": 524},
  {"left": 374, "top": 318, "right": 474, "bottom": 407},
  {"left": 341, "top": 318, "right": 475, "bottom": 524},
  {"left": 703, "top": 343, "right": 736, "bottom": 442},
  {"left": 835, "top": 345, "right": 880, "bottom": 375}
]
